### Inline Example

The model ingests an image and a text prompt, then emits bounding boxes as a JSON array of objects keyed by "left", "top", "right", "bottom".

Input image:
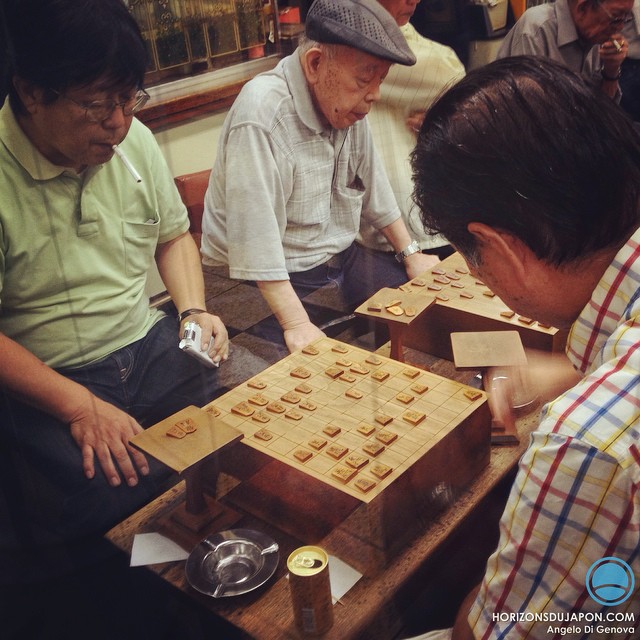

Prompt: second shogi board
[
  {"left": 202, "top": 337, "right": 489, "bottom": 503},
  {"left": 356, "top": 252, "right": 567, "bottom": 360}
]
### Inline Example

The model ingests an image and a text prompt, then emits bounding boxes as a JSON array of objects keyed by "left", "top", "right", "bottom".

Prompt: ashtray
[{"left": 185, "top": 528, "right": 279, "bottom": 598}]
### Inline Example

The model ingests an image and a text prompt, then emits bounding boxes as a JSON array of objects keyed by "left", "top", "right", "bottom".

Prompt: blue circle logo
[{"left": 586, "top": 557, "right": 635, "bottom": 606}]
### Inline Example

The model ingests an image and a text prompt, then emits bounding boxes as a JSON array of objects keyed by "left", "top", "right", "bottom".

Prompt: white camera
[{"left": 179, "top": 321, "right": 219, "bottom": 368}]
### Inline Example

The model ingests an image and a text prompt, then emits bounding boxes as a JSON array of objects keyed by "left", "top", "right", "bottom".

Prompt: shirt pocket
[{"left": 122, "top": 213, "right": 160, "bottom": 277}]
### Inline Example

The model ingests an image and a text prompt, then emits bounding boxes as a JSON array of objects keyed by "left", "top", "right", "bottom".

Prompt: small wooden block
[
  {"left": 403, "top": 368, "right": 419, "bottom": 379},
  {"left": 323, "top": 425, "right": 342, "bottom": 437},
  {"left": 385, "top": 299, "right": 401, "bottom": 309},
  {"left": 205, "top": 405, "right": 221, "bottom": 417},
  {"left": 252, "top": 411, "right": 271, "bottom": 424},
  {"left": 331, "top": 343, "right": 349, "bottom": 354},
  {"left": 231, "top": 401, "right": 255, "bottom": 417},
  {"left": 350, "top": 363, "right": 370, "bottom": 375},
  {"left": 433, "top": 275, "right": 450, "bottom": 284},
  {"left": 396, "top": 392, "right": 415, "bottom": 404},
  {"left": 365, "top": 354, "right": 383, "bottom": 365},
  {"left": 299, "top": 399, "right": 317, "bottom": 411},
  {"left": 455, "top": 266, "right": 469, "bottom": 274},
  {"left": 403, "top": 410, "right": 426, "bottom": 426},
  {"left": 325, "top": 366, "right": 344, "bottom": 379},
  {"left": 281, "top": 391, "right": 301, "bottom": 404},
  {"left": 294, "top": 449, "right": 312, "bottom": 462},
  {"left": 326, "top": 444, "right": 348, "bottom": 460},
  {"left": 285, "top": 409, "right": 304, "bottom": 421},
  {"left": 404, "top": 306, "right": 417, "bottom": 317},
  {"left": 367, "top": 302, "right": 383, "bottom": 312},
  {"left": 339, "top": 373, "right": 357, "bottom": 383},
  {"left": 450, "top": 282, "right": 464, "bottom": 289},
  {"left": 376, "top": 430, "right": 398, "bottom": 445},
  {"left": 411, "top": 278, "right": 427, "bottom": 287},
  {"left": 386, "top": 305, "right": 404, "bottom": 316},
  {"left": 370, "top": 462, "right": 393, "bottom": 479},
  {"left": 374, "top": 413, "right": 393, "bottom": 426},
  {"left": 411, "top": 383, "right": 429, "bottom": 394},
  {"left": 460, "top": 292, "right": 474, "bottom": 299},
  {"left": 445, "top": 272, "right": 460, "bottom": 281},
  {"left": 302, "top": 345, "right": 319, "bottom": 355},
  {"left": 357, "top": 423, "right": 376, "bottom": 437},
  {"left": 463, "top": 389, "right": 483, "bottom": 401},
  {"left": 295, "top": 383, "right": 313, "bottom": 394},
  {"left": 483, "top": 290, "right": 496, "bottom": 298},
  {"left": 345, "top": 388, "right": 363, "bottom": 399},
  {"left": 248, "top": 393, "right": 269, "bottom": 406},
  {"left": 309, "top": 437, "right": 327, "bottom": 450},
  {"left": 371, "top": 370, "right": 390, "bottom": 382},
  {"left": 166, "top": 424, "right": 186, "bottom": 439},
  {"left": 518, "top": 316, "right": 534, "bottom": 325},
  {"left": 290, "top": 366, "right": 311, "bottom": 379},
  {"left": 248, "top": 379, "right": 267, "bottom": 390},
  {"left": 266, "top": 402, "right": 286, "bottom": 414},
  {"left": 362, "top": 441, "right": 385, "bottom": 457},
  {"left": 345, "top": 454, "right": 369, "bottom": 470},
  {"left": 335, "top": 357, "right": 353, "bottom": 367},
  {"left": 175, "top": 418, "right": 197, "bottom": 434},
  {"left": 436, "top": 294, "right": 450, "bottom": 301},
  {"left": 254, "top": 428, "right": 273, "bottom": 441},
  {"left": 354, "top": 477, "right": 377, "bottom": 493},
  {"left": 432, "top": 268, "right": 446, "bottom": 276},
  {"left": 331, "top": 465, "right": 357, "bottom": 484},
  {"left": 427, "top": 284, "right": 442, "bottom": 291}
]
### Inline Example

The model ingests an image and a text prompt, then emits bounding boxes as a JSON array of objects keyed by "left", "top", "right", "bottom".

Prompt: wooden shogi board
[
  {"left": 201, "top": 337, "right": 489, "bottom": 504},
  {"left": 356, "top": 252, "right": 567, "bottom": 361}
]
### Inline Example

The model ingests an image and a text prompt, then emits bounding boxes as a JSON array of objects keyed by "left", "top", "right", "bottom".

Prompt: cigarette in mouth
[
  {"left": 611, "top": 38, "right": 622, "bottom": 52},
  {"left": 112, "top": 144, "right": 142, "bottom": 183}
]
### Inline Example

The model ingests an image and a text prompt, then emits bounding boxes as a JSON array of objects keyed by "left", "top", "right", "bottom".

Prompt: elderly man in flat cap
[{"left": 201, "top": 0, "right": 439, "bottom": 354}]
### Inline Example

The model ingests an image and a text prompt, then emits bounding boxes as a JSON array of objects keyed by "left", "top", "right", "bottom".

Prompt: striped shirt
[{"left": 470, "top": 227, "right": 640, "bottom": 639}]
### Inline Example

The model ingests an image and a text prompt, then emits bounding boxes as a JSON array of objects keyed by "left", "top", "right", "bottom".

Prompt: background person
[
  {"left": 496, "top": 0, "right": 632, "bottom": 100},
  {"left": 409, "top": 55, "right": 640, "bottom": 639},
  {"left": 358, "top": 0, "right": 465, "bottom": 258}
]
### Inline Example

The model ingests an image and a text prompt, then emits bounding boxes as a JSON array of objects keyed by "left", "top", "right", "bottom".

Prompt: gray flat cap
[{"left": 305, "top": 0, "right": 416, "bottom": 66}]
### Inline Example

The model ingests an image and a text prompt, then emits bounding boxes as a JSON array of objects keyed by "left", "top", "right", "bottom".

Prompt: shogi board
[
  {"left": 356, "top": 252, "right": 567, "bottom": 361},
  {"left": 201, "top": 337, "right": 489, "bottom": 504}
]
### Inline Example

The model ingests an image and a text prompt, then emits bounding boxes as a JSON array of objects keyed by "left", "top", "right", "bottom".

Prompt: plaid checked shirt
[{"left": 469, "top": 228, "right": 640, "bottom": 639}]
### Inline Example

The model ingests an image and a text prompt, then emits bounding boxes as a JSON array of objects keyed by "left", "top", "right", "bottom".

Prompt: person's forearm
[
  {"left": 256, "top": 280, "right": 311, "bottom": 330},
  {"left": 155, "top": 231, "right": 207, "bottom": 315},
  {"left": 379, "top": 217, "right": 413, "bottom": 253},
  {"left": 0, "top": 332, "right": 91, "bottom": 422}
]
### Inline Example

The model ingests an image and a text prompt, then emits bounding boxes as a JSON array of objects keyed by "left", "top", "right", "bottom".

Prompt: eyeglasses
[
  {"left": 597, "top": 2, "right": 633, "bottom": 26},
  {"left": 53, "top": 89, "right": 150, "bottom": 123}
]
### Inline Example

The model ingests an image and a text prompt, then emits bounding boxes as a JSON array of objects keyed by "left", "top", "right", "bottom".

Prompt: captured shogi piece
[
  {"left": 356, "top": 252, "right": 567, "bottom": 362},
  {"left": 203, "top": 337, "right": 490, "bottom": 508}
]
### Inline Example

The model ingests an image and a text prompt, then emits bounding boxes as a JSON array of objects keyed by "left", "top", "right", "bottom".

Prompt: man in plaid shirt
[{"left": 410, "top": 56, "right": 640, "bottom": 639}]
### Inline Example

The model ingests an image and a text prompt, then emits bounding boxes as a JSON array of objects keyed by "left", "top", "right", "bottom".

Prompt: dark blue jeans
[
  {"left": 255, "top": 243, "right": 408, "bottom": 348},
  {"left": 0, "top": 315, "right": 224, "bottom": 579}
]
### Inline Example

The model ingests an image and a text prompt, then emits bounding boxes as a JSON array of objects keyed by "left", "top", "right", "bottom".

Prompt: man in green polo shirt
[{"left": 0, "top": 0, "right": 230, "bottom": 580}]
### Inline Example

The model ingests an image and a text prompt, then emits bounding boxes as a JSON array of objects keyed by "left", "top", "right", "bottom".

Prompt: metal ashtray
[{"left": 186, "top": 528, "right": 279, "bottom": 597}]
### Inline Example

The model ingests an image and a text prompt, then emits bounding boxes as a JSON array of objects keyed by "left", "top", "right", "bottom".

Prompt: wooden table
[{"left": 106, "top": 348, "right": 541, "bottom": 640}]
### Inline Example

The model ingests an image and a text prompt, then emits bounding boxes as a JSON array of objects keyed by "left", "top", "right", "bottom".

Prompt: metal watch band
[{"left": 395, "top": 240, "right": 421, "bottom": 263}]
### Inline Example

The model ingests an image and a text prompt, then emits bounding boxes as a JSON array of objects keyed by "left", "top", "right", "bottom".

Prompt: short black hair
[
  {"left": 411, "top": 56, "right": 640, "bottom": 266},
  {"left": 5, "top": 0, "right": 147, "bottom": 113}
]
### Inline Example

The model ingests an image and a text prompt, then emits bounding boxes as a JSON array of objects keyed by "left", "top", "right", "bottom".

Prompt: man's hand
[
  {"left": 284, "top": 322, "right": 326, "bottom": 353},
  {"left": 69, "top": 395, "right": 150, "bottom": 487},
  {"left": 180, "top": 311, "right": 229, "bottom": 365},
  {"left": 403, "top": 251, "right": 440, "bottom": 279}
]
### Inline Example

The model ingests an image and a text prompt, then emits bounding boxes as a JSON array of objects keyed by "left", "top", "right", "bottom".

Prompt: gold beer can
[{"left": 287, "top": 545, "right": 334, "bottom": 635}]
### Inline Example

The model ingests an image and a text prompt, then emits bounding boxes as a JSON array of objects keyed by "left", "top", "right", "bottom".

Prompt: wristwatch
[{"left": 395, "top": 240, "right": 421, "bottom": 263}]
